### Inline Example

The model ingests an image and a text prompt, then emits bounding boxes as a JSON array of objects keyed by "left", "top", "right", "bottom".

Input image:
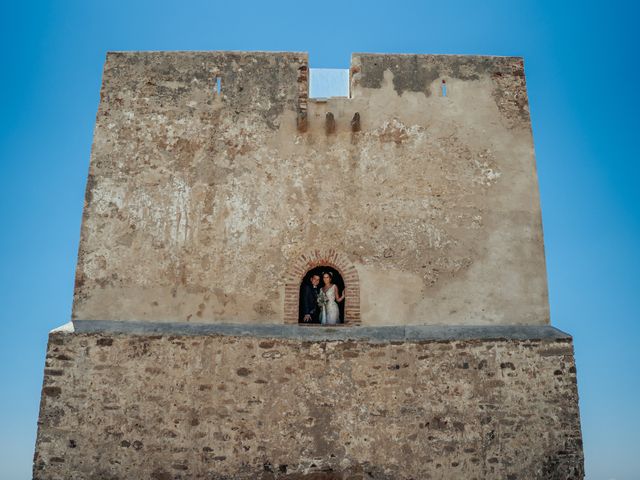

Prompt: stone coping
[{"left": 62, "top": 321, "right": 571, "bottom": 343}]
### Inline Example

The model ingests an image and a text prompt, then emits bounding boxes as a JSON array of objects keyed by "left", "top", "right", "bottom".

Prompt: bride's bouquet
[{"left": 317, "top": 289, "right": 328, "bottom": 309}]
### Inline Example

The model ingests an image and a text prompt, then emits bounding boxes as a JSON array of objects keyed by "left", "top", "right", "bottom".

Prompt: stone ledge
[{"left": 68, "top": 320, "right": 570, "bottom": 343}]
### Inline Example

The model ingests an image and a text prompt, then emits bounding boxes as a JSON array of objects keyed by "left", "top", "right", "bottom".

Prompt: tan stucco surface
[{"left": 72, "top": 51, "right": 549, "bottom": 325}]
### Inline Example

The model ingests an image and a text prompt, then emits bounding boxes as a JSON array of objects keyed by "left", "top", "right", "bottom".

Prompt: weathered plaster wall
[
  {"left": 33, "top": 325, "right": 583, "bottom": 479},
  {"left": 72, "top": 51, "right": 549, "bottom": 325}
]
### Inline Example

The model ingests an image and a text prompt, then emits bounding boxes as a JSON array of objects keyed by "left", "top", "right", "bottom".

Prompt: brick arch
[{"left": 284, "top": 250, "right": 361, "bottom": 325}]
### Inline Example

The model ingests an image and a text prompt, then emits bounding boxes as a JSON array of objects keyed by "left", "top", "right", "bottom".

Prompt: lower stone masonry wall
[{"left": 34, "top": 326, "right": 584, "bottom": 479}]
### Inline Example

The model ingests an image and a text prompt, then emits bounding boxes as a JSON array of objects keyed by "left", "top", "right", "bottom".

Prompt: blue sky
[{"left": 1, "top": 1, "right": 638, "bottom": 478}]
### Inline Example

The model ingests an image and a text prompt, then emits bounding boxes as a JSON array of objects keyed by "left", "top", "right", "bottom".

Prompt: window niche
[
  {"left": 284, "top": 250, "right": 360, "bottom": 326},
  {"left": 298, "top": 266, "right": 345, "bottom": 325}
]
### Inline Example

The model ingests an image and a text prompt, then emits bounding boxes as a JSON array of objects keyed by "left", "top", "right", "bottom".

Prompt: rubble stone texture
[
  {"left": 34, "top": 326, "right": 583, "bottom": 480},
  {"left": 33, "top": 51, "right": 584, "bottom": 478}
]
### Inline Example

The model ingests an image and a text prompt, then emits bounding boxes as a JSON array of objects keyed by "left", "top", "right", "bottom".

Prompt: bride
[{"left": 320, "top": 271, "right": 346, "bottom": 325}]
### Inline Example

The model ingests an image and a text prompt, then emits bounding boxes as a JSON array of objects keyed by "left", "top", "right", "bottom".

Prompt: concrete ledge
[{"left": 69, "top": 320, "right": 571, "bottom": 342}]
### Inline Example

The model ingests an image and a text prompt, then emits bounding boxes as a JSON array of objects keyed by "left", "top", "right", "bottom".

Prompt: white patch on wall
[
  {"left": 309, "top": 68, "right": 349, "bottom": 98},
  {"left": 118, "top": 176, "right": 203, "bottom": 250}
]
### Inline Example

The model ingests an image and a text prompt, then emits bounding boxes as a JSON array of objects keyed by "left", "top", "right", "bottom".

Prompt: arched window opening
[
  {"left": 298, "top": 266, "right": 345, "bottom": 325},
  {"left": 283, "top": 249, "right": 360, "bottom": 325}
]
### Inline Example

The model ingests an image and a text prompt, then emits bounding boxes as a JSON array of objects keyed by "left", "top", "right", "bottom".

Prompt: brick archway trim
[{"left": 284, "top": 250, "right": 361, "bottom": 325}]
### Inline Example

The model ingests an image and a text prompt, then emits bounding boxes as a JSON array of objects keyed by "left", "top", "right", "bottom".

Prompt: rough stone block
[{"left": 33, "top": 325, "right": 584, "bottom": 479}]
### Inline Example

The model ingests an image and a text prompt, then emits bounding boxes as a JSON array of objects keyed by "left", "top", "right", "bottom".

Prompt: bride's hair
[{"left": 323, "top": 271, "right": 333, "bottom": 280}]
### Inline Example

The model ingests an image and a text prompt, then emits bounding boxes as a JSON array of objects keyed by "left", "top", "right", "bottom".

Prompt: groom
[{"left": 300, "top": 274, "right": 321, "bottom": 323}]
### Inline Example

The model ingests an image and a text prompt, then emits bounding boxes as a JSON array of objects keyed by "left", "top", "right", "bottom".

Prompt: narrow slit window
[
  {"left": 441, "top": 79, "right": 447, "bottom": 97},
  {"left": 215, "top": 77, "right": 222, "bottom": 95}
]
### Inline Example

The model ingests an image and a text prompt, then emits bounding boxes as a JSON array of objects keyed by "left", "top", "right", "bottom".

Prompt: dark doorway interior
[{"left": 298, "top": 266, "right": 345, "bottom": 324}]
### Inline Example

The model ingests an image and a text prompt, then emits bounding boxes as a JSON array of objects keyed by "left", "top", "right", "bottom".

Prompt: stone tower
[{"left": 33, "top": 51, "right": 584, "bottom": 479}]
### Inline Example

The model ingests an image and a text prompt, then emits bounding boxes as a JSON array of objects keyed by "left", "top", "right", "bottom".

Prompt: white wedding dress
[{"left": 321, "top": 285, "right": 340, "bottom": 325}]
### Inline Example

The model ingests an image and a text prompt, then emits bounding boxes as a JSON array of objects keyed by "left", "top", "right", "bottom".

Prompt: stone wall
[
  {"left": 72, "top": 51, "right": 549, "bottom": 326},
  {"left": 34, "top": 50, "right": 582, "bottom": 480},
  {"left": 33, "top": 324, "right": 584, "bottom": 479}
]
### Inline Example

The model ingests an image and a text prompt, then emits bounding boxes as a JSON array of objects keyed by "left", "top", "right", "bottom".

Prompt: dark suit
[{"left": 300, "top": 283, "right": 320, "bottom": 323}]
